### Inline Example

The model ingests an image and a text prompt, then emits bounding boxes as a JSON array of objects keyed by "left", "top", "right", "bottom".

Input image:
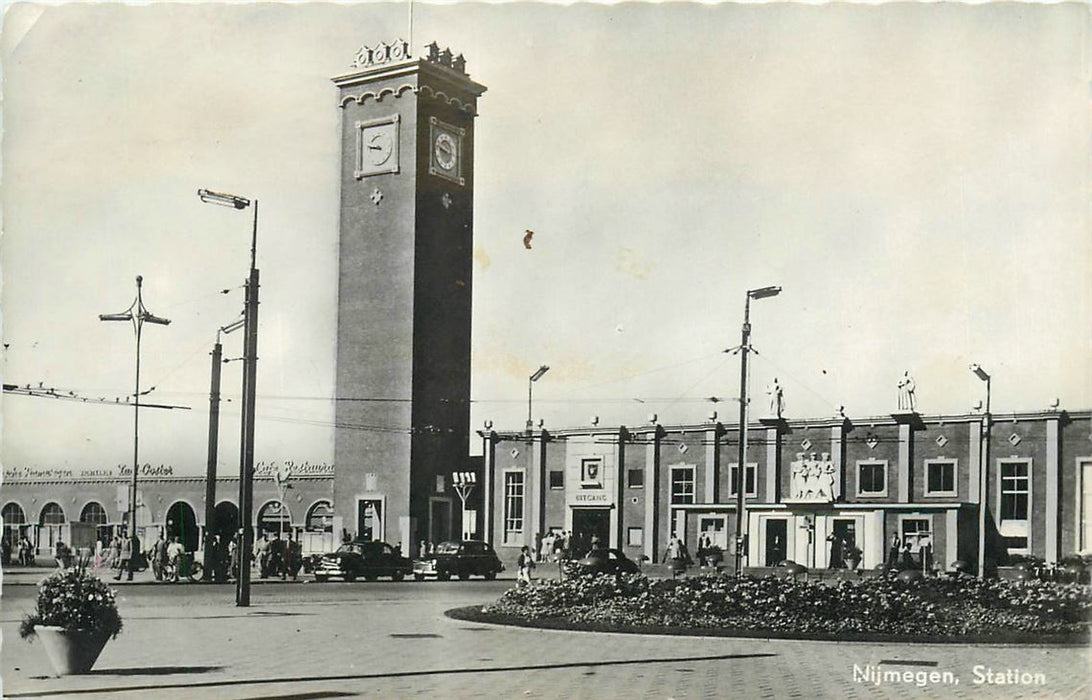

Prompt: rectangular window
[
  {"left": 925, "top": 460, "right": 957, "bottom": 496},
  {"left": 503, "top": 471, "right": 525, "bottom": 545},
  {"left": 670, "top": 466, "right": 695, "bottom": 504},
  {"left": 857, "top": 461, "right": 887, "bottom": 496},
  {"left": 627, "top": 527, "right": 644, "bottom": 547},
  {"left": 627, "top": 469, "right": 644, "bottom": 488},
  {"left": 1000, "top": 461, "right": 1030, "bottom": 521},
  {"left": 728, "top": 463, "right": 758, "bottom": 497},
  {"left": 548, "top": 470, "right": 564, "bottom": 489}
]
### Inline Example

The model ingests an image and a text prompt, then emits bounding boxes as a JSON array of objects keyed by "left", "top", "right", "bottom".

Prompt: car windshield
[
  {"left": 336, "top": 544, "right": 363, "bottom": 555},
  {"left": 435, "top": 542, "right": 461, "bottom": 554}
]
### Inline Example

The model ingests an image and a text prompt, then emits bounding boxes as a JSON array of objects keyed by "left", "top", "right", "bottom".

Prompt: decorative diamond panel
[
  {"left": 800, "top": 438, "right": 812, "bottom": 451},
  {"left": 677, "top": 443, "right": 688, "bottom": 454},
  {"left": 935, "top": 435, "right": 949, "bottom": 448},
  {"left": 866, "top": 436, "right": 879, "bottom": 450},
  {"left": 1008, "top": 433, "right": 1022, "bottom": 447},
  {"left": 509, "top": 448, "right": 520, "bottom": 458}
]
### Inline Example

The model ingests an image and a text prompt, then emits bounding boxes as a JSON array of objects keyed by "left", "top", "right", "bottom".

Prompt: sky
[{"left": 2, "top": 2, "right": 1089, "bottom": 476}]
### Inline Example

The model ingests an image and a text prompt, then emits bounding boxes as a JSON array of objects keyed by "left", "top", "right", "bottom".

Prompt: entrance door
[
  {"left": 571, "top": 508, "right": 610, "bottom": 558},
  {"left": 429, "top": 499, "right": 451, "bottom": 545},
  {"left": 829, "top": 518, "right": 857, "bottom": 568},
  {"left": 765, "top": 519, "right": 788, "bottom": 566}
]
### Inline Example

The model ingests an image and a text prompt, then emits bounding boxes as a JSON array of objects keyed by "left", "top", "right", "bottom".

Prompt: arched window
[
  {"left": 2, "top": 502, "right": 26, "bottom": 526},
  {"left": 257, "top": 501, "right": 291, "bottom": 533},
  {"left": 39, "top": 502, "right": 67, "bottom": 525},
  {"left": 306, "top": 500, "right": 334, "bottom": 532},
  {"left": 80, "top": 502, "right": 108, "bottom": 525}
]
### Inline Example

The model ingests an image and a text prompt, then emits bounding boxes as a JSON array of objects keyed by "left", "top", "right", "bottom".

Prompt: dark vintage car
[
  {"left": 413, "top": 540, "right": 504, "bottom": 581},
  {"left": 576, "top": 548, "right": 641, "bottom": 576},
  {"left": 314, "top": 541, "right": 412, "bottom": 582}
]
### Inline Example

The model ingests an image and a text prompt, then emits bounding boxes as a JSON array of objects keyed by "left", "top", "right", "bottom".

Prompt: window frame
[
  {"left": 727, "top": 462, "right": 759, "bottom": 498},
  {"left": 923, "top": 459, "right": 958, "bottom": 497},
  {"left": 669, "top": 465, "right": 696, "bottom": 505},
  {"left": 998, "top": 459, "right": 1031, "bottom": 523},
  {"left": 502, "top": 469, "right": 525, "bottom": 546},
  {"left": 626, "top": 526, "right": 644, "bottom": 547},
  {"left": 856, "top": 460, "right": 888, "bottom": 497},
  {"left": 548, "top": 470, "right": 564, "bottom": 490},
  {"left": 626, "top": 468, "right": 644, "bottom": 489}
]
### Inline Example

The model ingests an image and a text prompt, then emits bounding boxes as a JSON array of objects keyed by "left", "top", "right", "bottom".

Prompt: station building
[
  {"left": 1, "top": 462, "right": 335, "bottom": 557},
  {"left": 480, "top": 408, "right": 1092, "bottom": 573}
]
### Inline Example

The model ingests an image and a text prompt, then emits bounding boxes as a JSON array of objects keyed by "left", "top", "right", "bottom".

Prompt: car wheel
[
  {"left": 413, "top": 573, "right": 425, "bottom": 581},
  {"left": 438, "top": 571, "right": 451, "bottom": 581},
  {"left": 458, "top": 571, "right": 470, "bottom": 580},
  {"left": 392, "top": 571, "right": 405, "bottom": 582},
  {"left": 314, "top": 574, "right": 328, "bottom": 583},
  {"left": 364, "top": 574, "right": 378, "bottom": 582},
  {"left": 484, "top": 570, "right": 497, "bottom": 581},
  {"left": 345, "top": 573, "right": 356, "bottom": 582}
]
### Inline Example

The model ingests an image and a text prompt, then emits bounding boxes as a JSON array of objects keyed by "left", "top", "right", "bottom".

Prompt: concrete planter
[{"left": 34, "top": 626, "right": 111, "bottom": 675}]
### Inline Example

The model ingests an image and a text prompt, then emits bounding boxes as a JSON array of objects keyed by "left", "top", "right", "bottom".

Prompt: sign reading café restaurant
[{"left": 3, "top": 460, "right": 335, "bottom": 482}]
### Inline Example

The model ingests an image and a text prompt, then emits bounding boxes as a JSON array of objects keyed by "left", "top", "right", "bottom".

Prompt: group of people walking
[{"left": 1, "top": 534, "right": 39, "bottom": 566}]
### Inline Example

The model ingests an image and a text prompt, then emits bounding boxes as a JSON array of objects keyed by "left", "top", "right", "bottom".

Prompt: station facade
[
  {"left": 481, "top": 409, "right": 1092, "bottom": 572},
  {"left": 1, "top": 463, "right": 335, "bottom": 557}
]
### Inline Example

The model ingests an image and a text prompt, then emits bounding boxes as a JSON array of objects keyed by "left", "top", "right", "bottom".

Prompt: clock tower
[{"left": 331, "top": 41, "right": 486, "bottom": 549}]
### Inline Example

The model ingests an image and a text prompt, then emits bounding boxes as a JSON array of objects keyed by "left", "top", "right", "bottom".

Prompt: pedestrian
[
  {"left": 418, "top": 539, "right": 427, "bottom": 558},
  {"left": 663, "top": 536, "right": 686, "bottom": 578},
  {"left": 255, "top": 533, "right": 270, "bottom": 578},
  {"left": 534, "top": 532, "right": 544, "bottom": 563},
  {"left": 269, "top": 532, "right": 286, "bottom": 580},
  {"left": 1, "top": 536, "right": 11, "bottom": 566},
  {"left": 887, "top": 535, "right": 900, "bottom": 568},
  {"left": 19, "top": 533, "right": 33, "bottom": 566},
  {"left": 517, "top": 545, "right": 535, "bottom": 585},
  {"left": 166, "top": 536, "right": 185, "bottom": 582},
  {"left": 114, "top": 531, "right": 134, "bottom": 581},
  {"left": 229, "top": 532, "right": 240, "bottom": 580},
  {"left": 151, "top": 531, "right": 167, "bottom": 581}
]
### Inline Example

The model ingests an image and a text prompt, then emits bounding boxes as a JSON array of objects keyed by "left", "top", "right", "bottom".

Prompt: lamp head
[
  {"left": 969, "top": 364, "right": 990, "bottom": 382},
  {"left": 747, "top": 285, "right": 782, "bottom": 300},
  {"left": 198, "top": 188, "right": 251, "bottom": 210},
  {"left": 530, "top": 365, "right": 550, "bottom": 382}
]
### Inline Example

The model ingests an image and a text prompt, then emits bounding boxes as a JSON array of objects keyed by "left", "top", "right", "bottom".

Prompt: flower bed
[{"left": 476, "top": 572, "right": 1091, "bottom": 642}]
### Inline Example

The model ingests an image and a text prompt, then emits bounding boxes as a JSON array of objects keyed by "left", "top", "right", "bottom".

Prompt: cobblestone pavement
[{"left": 1, "top": 572, "right": 1087, "bottom": 699}]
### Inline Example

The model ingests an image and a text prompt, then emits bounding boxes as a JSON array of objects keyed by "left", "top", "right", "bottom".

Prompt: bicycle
[{"left": 165, "top": 552, "right": 204, "bottom": 583}]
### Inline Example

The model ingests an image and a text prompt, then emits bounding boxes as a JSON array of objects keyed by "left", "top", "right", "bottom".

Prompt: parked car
[
  {"left": 413, "top": 540, "right": 504, "bottom": 581},
  {"left": 313, "top": 541, "right": 412, "bottom": 582},
  {"left": 575, "top": 548, "right": 640, "bottom": 576}
]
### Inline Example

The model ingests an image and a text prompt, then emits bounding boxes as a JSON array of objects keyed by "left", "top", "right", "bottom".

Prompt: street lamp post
[
  {"left": 199, "top": 188, "right": 260, "bottom": 606},
  {"left": 734, "top": 285, "right": 781, "bottom": 577},
  {"left": 526, "top": 365, "right": 550, "bottom": 434},
  {"left": 452, "top": 472, "right": 477, "bottom": 538},
  {"left": 970, "top": 364, "right": 991, "bottom": 579},
  {"left": 274, "top": 465, "right": 292, "bottom": 578},
  {"left": 202, "top": 318, "right": 245, "bottom": 579},
  {"left": 100, "top": 276, "right": 171, "bottom": 547}
]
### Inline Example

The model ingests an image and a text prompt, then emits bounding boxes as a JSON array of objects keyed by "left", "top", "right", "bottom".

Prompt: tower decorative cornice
[
  {"left": 351, "top": 40, "right": 412, "bottom": 69},
  {"left": 348, "top": 40, "right": 469, "bottom": 77}
]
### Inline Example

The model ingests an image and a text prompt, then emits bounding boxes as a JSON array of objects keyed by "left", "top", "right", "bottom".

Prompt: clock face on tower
[
  {"left": 355, "top": 114, "right": 400, "bottom": 178},
  {"left": 429, "top": 117, "right": 465, "bottom": 186}
]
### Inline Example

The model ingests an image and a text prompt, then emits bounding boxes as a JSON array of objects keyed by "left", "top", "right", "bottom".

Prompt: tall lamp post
[
  {"left": 199, "top": 188, "right": 260, "bottom": 607},
  {"left": 970, "top": 364, "right": 991, "bottom": 579},
  {"left": 202, "top": 318, "right": 245, "bottom": 578},
  {"left": 100, "top": 276, "right": 171, "bottom": 543},
  {"left": 526, "top": 365, "right": 550, "bottom": 435},
  {"left": 452, "top": 471, "right": 477, "bottom": 539},
  {"left": 734, "top": 285, "right": 781, "bottom": 577}
]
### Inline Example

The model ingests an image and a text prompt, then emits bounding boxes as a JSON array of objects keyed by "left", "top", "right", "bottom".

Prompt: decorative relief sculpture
[
  {"left": 789, "top": 452, "right": 839, "bottom": 502},
  {"left": 897, "top": 370, "right": 916, "bottom": 412}
]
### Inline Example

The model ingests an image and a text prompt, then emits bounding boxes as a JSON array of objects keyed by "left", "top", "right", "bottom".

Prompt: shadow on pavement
[
  {"left": 88, "top": 666, "right": 225, "bottom": 676},
  {"left": 5, "top": 653, "right": 777, "bottom": 697}
]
